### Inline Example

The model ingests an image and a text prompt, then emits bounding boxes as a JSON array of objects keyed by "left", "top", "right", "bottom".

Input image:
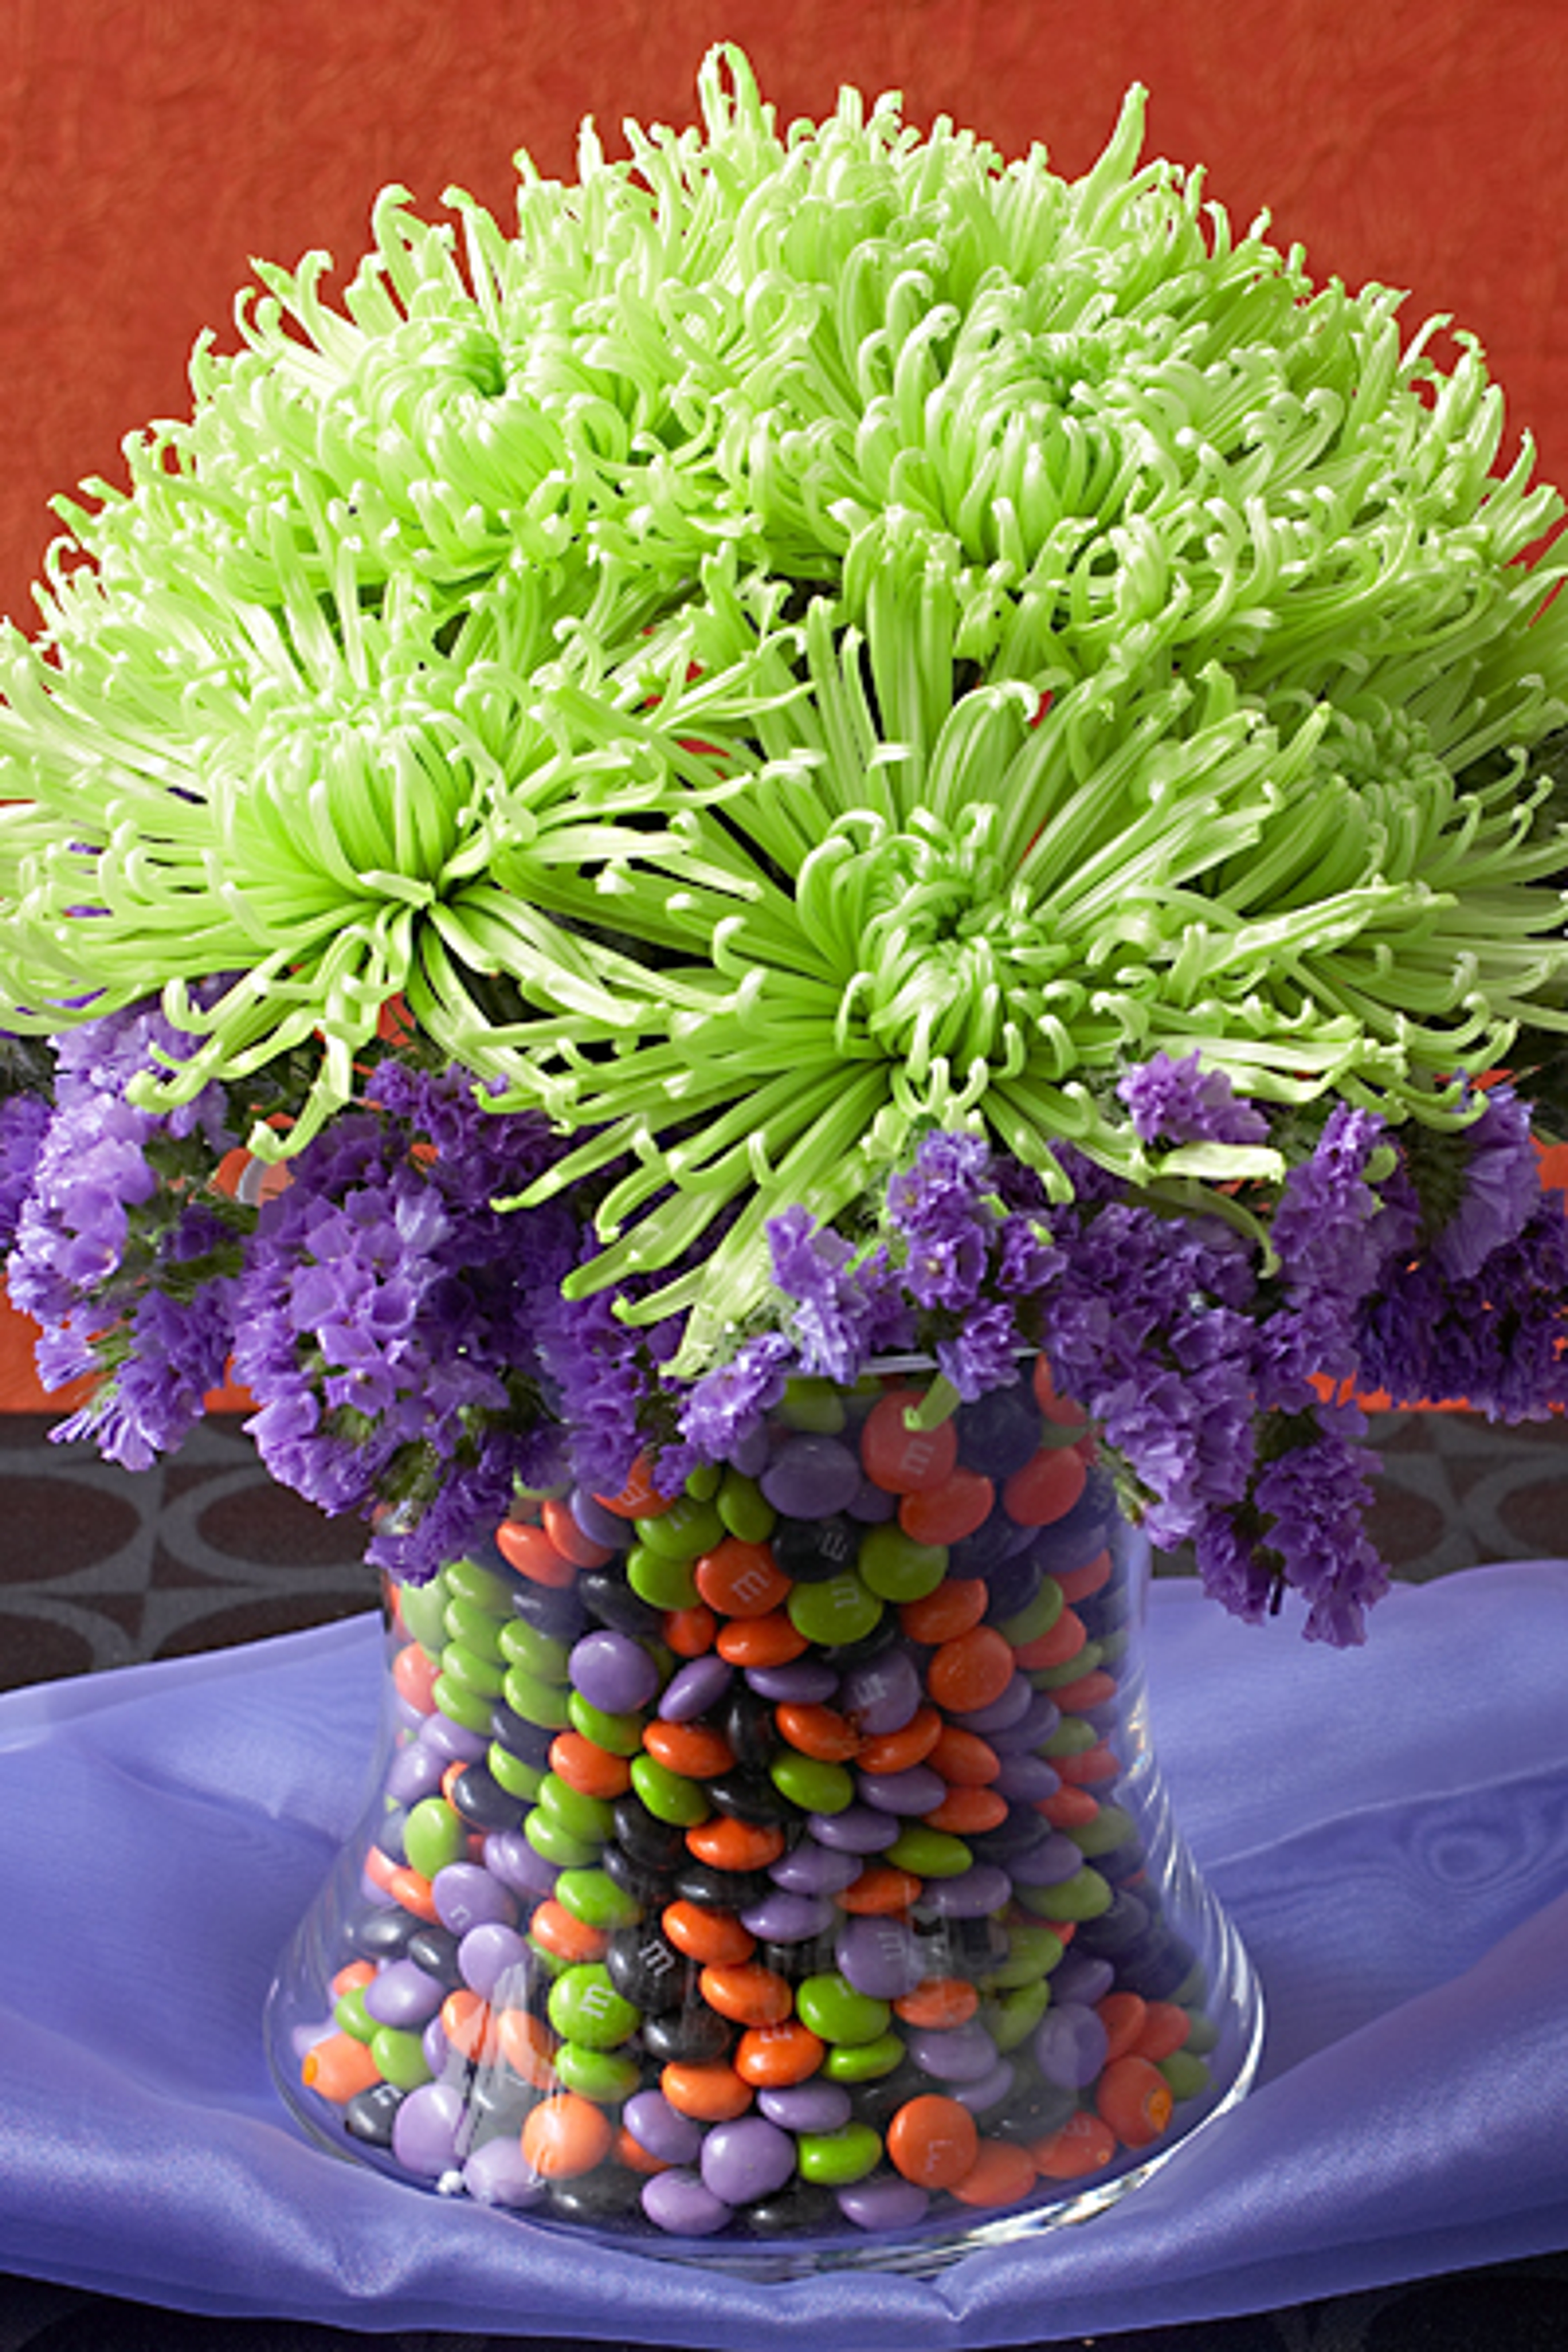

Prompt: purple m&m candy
[
  {"left": 991, "top": 1752, "right": 1060, "bottom": 1803},
  {"left": 857, "top": 1763, "right": 946, "bottom": 1816},
  {"left": 363, "top": 1958, "right": 445, "bottom": 2029},
  {"left": 760, "top": 1434, "right": 862, "bottom": 1519},
  {"left": 483, "top": 1829, "right": 558, "bottom": 1900},
  {"left": 642, "top": 2169, "right": 734, "bottom": 2237},
  {"left": 769, "top": 1840, "right": 865, "bottom": 1895},
  {"left": 953, "top": 2056, "right": 1017, "bottom": 2114},
  {"left": 835, "top": 1915, "right": 925, "bottom": 2000},
  {"left": 950, "top": 1675, "right": 1033, "bottom": 1735},
  {"left": 1048, "top": 1952, "right": 1116, "bottom": 2007},
  {"left": 569, "top": 1629, "right": 659, "bottom": 1715},
  {"left": 913, "top": 1862, "right": 1013, "bottom": 1917},
  {"left": 623, "top": 2089, "right": 705, "bottom": 2167},
  {"left": 746, "top": 1658, "right": 840, "bottom": 1703},
  {"left": 432, "top": 1862, "right": 517, "bottom": 1937},
  {"left": 463, "top": 2138, "right": 546, "bottom": 2207},
  {"left": 457, "top": 1922, "right": 530, "bottom": 2001},
  {"left": 908, "top": 2019, "right": 1001, "bottom": 2083},
  {"left": 385, "top": 1742, "right": 447, "bottom": 1804},
  {"left": 808, "top": 1804, "right": 901, "bottom": 1853},
  {"left": 759, "top": 2082, "right": 853, "bottom": 2132},
  {"left": 840, "top": 1650, "right": 921, "bottom": 1737},
  {"left": 701, "top": 2115, "right": 797, "bottom": 2205},
  {"left": 741, "top": 1889, "right": 837, "bottom": 1943},
  {"left": 987, "top": 1689, "right": 1062, "bottom": 1753},
  {"left": 1036, "top": 2001, "right": 1111, "bottom": 2089},
  {"left": 659, "top": 1654, "right": 734, "bottom": 1721},
  {"left": 1008, "top": 1833, "right": 1085, "bottom": 1888},
  {"left": 391, "top": 2080, "right": 466, "bottom": 2177},
  {"left": 837, "top": 2176, "right": 931, "bottom": 2231}
]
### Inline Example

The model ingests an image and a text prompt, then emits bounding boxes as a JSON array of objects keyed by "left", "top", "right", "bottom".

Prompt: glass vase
[{"left": 264, "top": 1361, "right": 1263, "bottom": 2273}]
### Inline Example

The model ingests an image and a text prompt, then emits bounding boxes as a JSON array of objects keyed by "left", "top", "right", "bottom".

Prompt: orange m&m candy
[
  {"left": 735, "top": 2019, "right": 827, "bottom": 2086},
  {"left": 522, "top": 2091, "right": 615, "bottom": 2177},
  {"left": 948, "top": 2138, "right": 1038, "bottom": 2209},
  {"left": 1003, "top": 1444, "right": 1087, "bottom": 1528},
  {"left": 898, "top": 1578, "right": 989, "bottom": 1645},
  {"left": 925, "top": 1625, "right": 1016, "bottom": 1713},
  {"left": 494, "top": 1519, "right": 577, "bottom": 1588},
  {"left": 860, "top": 1391, "right": 960, "bottom": 1494},
  {"left": 698, "top": 1962, "right": 795, "bottom": 2026},
  {"left": 899, "top": 1467, "right": 994, "bottom": 1547},
  {"left": 301, "top": 2031, "right": 381, "bottom": 2103},
  {"left": 660, "top": 2059, "right": 754, "bottom": 2121},
  {"left": 695, "top": 1537, "right": 791, "bottom": 1619},
  {"left": 685, "top": 1814, "right": 786, "bottom": 1872},
  {"left": 1096, "top": 2054, "right": 1175, "bottom": 2149},
  {"left": 886, "top": 2093, "right": 980, "bottom": 2189},
  {"left": 1031, "top": 2110, "right": 1118, "bottom": 2179}
]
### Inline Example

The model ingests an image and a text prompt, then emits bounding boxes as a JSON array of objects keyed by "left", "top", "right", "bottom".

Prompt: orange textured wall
[{"left": 3, "top": 0, "right": 1568, "bottom": 1406}]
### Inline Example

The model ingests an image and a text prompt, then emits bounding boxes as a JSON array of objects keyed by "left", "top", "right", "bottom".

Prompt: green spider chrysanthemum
[{"left": 3, "top": 46, "right": 1567, "bottom": 1362}]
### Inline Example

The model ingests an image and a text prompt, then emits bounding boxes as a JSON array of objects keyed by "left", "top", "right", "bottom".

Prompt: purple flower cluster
[
  {"left": 4, "top": 1004, "right": 241, "bottom": 1469},
  {"left": 2, "top": 1033, "right": 1563, "bottom": 1640},
  {"left": 232, "top": 1069, "right": 581, "bottom": 1581},
  {"left": 1117, "top": 1051, "right": 1271, "bottom": 1149}
]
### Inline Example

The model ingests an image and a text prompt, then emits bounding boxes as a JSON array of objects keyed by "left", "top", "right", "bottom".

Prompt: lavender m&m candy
[
  {"left": 991, "top": 1752, "right": 1061, "bottom": 1802},
  {"left": 727, "top": 1424, "right": 771, "bottom": 1478},
  {"left": 483, "top": 1829, "right": 558, "bottom": 1900},
  {"left": 808, "top": 1804, "right": 901, "bottom": 1853},
  {"left": 949, "top": 1675, "right": 1033, "bottom": 1735},
  {"left": 457, "top": 1921, "right": 530, "bottom": 2000},
  {"left": 363, "top": 1958, "right": 445, "bottom": 2029},
  {"left": 1035, "top": 2001, "right": 1111, "bottom": 2089},
  {"left": 760, "top": 1434, "right": 862, "bottom": 1519},
  {"left": 701, "top": 2115, "right": 798, "bottom": 2205},
  {"left": 912, "top": 1861, "right": 1013, "bottom": 1917},
  {"left": 1008, "top": 1832, "right": 1086, "bottom": 1888},
  {"left": 569, "top": 1629, "right": 659, "bottom": 1715},
  {"left": 642, "top": 2168, "right": 734, "bottom": 2237},
  {"left": 569, "top": 1486, "right": 628, "bottom": 1549},
  {"left": 857, "top": 1763, "right": 946, "bottom": 1816},
  {"left": 746, "top": 1658, "right": 841, "bottom": 1703},
  {"left": 386, "top": 1742, "right": 447, "bottom": 1804},
  {"left": 742, "top": 1889, "right": 837, "bottom": 1942},
  {"left": 954, "top": 2056, "right": 1017, "bottom": 2114},
  {"left": 432, "top": 1862, "right": 517, "bottom": 1936},
  {"left": 463, "top": 2138, "right": 546, "bottom": 2207},
  {"left": 421, "top": 1713, "right": 489, "bottom": 1765},
  {"left": 840, "top": 1650, "right": 921, "bottom": 1737},
  {"left": 1049, "top": 1951, "right": 1117, "bottom": 2007},
  {"left": 987, "top": 1689, "right": 1062, "bottom": 1753},
  {"left": 391, "top": 2080, "right": 466, "bottom": 2177},
  {"left": 769, "top": 1840, "right": 865, "bottom": 1895},
  {"left": 835, "top": 1915, "right": 925, "bottom": 2000},
  {"left": 623, "top": 2089, "right": 705, "bottom": 2167},
  {"left": 660, "top": 1654, "right": 734, "bottom": 1721},
  {"left": 837, "top": 2175, "right": 931, "bottom": 2231},
  {"left": 908, "top": 2019, "right": 1001, "bottom": 2083},
  {"left": 759, "top": 2081, "right": 853, "bottom": 2132}
]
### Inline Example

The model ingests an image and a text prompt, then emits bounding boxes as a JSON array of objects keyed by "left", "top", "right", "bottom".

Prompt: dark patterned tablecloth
[{"left": 2, "top": 1409, "right": 1566, "bottom": 2352}]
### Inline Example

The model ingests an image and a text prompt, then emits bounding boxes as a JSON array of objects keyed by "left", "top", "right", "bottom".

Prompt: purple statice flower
[
  {"left": 53, "top": 1274, "right": 238, "bottom": 1472},
  {"left": 1194, "top": 1509, "right": 1276, "bottom": 1625},
  {"left": 884, "top": 1130, "right": 995, "bottom": 1312},
  {"left": 1036, "top": 1197, "right": 1262, "bottom": 1543},
  {"left": 532, "top": 1266, "right": 649, "bottom": 1503},
  {"left": 767, "top": 1206, "right": 896, "bottom": 1385},
  {"left": 233, "top": 1083, "right": 582, "bottom": 1577},
  {"left": 0, "top": 1093, "right": 49, "bottom": 1254},
  {"left": 1117, "top": 1051, "right": 1270, "bottom": 1148},
  {"left": 935, "top": 1296, "right": 1021, "bottom": 1403},
  {"left": 1250, "top": 1400, "right": 1388, "bottom": 1645},
  {"left": 677, "top": 1330, "right": 794, "bottom": 1468},
  {"left": 1357, "top": 1185, "right": 1568, "bottom": 1421},
  {"left": 1430, "top": 1086, "right": 1541, "bottom": 1280},
  {"left": 1270, "top": 1104, "right": 1393, "bottom": 1322}
]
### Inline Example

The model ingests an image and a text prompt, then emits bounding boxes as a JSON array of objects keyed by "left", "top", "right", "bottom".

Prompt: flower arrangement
[{"left": 2, "top": 47, "right": 1566, "bottom": 1637}]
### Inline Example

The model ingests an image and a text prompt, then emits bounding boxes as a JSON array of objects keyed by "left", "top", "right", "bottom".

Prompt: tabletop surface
[{"left": 2, "top": 1405, "right": 1565, "bottom": 2352}]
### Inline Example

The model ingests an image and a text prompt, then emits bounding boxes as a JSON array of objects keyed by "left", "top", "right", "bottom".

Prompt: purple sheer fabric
[{"left": 2, "top": 1564, "right": 1566, "bottom": 2344}]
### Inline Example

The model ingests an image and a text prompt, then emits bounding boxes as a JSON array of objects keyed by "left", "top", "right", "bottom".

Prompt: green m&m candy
[{"left": 547, "top": 1962, "right": 641, "bottom": 2049}]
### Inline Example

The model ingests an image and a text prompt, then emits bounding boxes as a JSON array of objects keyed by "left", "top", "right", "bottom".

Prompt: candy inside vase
[{"left": 265, "top": 1360, "right": 1264, "bottom": 2272}]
